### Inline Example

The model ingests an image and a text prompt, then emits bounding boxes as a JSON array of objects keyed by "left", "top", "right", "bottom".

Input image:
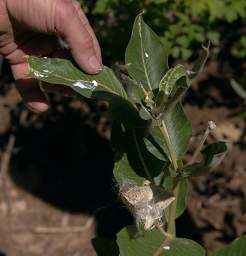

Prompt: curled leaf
[{"left": 190, "top": 42, "right": 210, "bottom": 79}]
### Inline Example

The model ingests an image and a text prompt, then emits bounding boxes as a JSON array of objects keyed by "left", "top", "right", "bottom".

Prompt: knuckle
[{"left": 73, "top": 1, "right": 81, "bottom": 11}]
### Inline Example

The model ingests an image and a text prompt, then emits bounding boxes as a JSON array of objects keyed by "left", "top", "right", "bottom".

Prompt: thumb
[{"left": 54, "top": 0, "right": 102, "bottom": 74}]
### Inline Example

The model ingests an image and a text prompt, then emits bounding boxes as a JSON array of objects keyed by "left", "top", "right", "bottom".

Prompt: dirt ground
[{"left": 0, "top": 60, "right": 246, "bottom": 255}]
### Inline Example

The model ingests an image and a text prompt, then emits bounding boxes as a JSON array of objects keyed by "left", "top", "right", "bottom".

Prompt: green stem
[
  {"left": 187, "top": 128, "right": 209, "bottom": 166},
  {"left": 158, "top": 119, "right": 179, "bottom": 238},
  {"left": 159, "top": 120, "right": 178, "bottom": 171},
  {"left": 167, "top": 183, "right": 180, "bottom": 237},
  {"left": 186, "top": 121, "right": 216, "bottom": 166}
]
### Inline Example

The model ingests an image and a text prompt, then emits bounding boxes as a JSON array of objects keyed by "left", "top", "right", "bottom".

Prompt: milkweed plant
[{"left": 27, "top": 14, "right": 246, "bottom": 256}]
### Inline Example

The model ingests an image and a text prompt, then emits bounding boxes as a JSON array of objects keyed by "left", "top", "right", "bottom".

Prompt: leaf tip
[
  {"left": 202, "top": 40, "right": 210, "bottom": 51},
  {"left": 139, "top": 10, "right": 146, "bottom": 16}
]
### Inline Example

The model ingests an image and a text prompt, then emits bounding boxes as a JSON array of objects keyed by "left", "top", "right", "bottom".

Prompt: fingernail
[{"left": 89, "top": 56, "right": 102, "bottom": 73}]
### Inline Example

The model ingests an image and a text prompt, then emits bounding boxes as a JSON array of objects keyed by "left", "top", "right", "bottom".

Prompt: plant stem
[
  {"left": 188, "top": 129, "right": 209, "bottom": 165},
  {"left": 167, "top": 183, "right": 180, "bottom": 237},
  {"left": 186, "top": 121, "right": 216, "bottom": 166},
  {"left": 153, "top": 226, "right": 173, "bottom": 256},
  {"left": 156, "top": 225, "right": 173, "bottom": 239},
  {"left": 158, "top": 119, "right": 180, "bottom": 238},
  {"left": 160, "top": 120, "right": 178, "bottom": 171}
]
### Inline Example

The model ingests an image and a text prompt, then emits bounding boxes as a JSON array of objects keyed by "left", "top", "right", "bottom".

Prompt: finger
[
  {"left": 54, "top": 0, "right": 102, "bottom": 74},
  {"left": 6, "top": 34, "right": 58, "bottom": 65},
  {"left": 72, "top": 0, "right": 102, "bottom": 62},
  {"left": 11, "top": 61, "right": 49, "bottom": 112},
  {"left": 15, "top": 76, "right": 49, "bottom": 113},
  {"left": 51, "top": 47, "right": 71, "bottom": 60},
  {"left": 9, "top": 35, "right": 58, "bottom": 112}
]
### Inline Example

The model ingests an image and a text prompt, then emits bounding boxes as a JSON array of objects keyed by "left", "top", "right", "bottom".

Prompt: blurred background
[{"left": 0, "top": 0, "right": 246, "bottom": 255}]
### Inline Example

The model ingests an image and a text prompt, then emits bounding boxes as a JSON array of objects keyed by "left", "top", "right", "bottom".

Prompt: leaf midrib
[
  {"left": 29, "top": 66, "right": 118, "bottom": 96},
  {"left": 138, "top": 18, "right": 152, "bottom": 91}
]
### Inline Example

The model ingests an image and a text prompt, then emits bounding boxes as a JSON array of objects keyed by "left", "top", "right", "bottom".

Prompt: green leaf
[
  {"left": 117, "top": 226, "right": 205, "bottom": 256},
  {"left": 155, "top": 64, "right": 190, "bottom": 114},
  {"left": 163, "top": 177, "right": 188, "bottom": 218},
  {"left": 27, "top": 56, "right": 127, "bottom": 99},
  {"left": 162, "top": 104, "right": 192, "bottom": 159},
  {"left": 139, "top": 105, "right": 153, "bottom": 121},
  {"left": 146, "top": 104, "right": 192, "bottom": 160},
  {"left": 120, "top": 74, "right": 145, "bottom": 104},
  {"left": 159, "top": 64, "right": 189, "bottom": 95},
  {"left": 98, "top": 93, "right": 147, "bottom": 128},
  {"left": 112, "top": 123, "right": 168, "bottom": 183},
  {"left": 183, "top": 142, "right": 227, "bottom": 177},
  {"left": 174, "top": 179, "right": 188, "bottom": 218},
  {"left": 113, "top": 154, "right": 146, "bottom": 186},
  {"left": 144, "top": 136, "right": 168, "bottom": 161},
  {"left": 92, "top": 237, "right": 119, "bottom": 256},
  {"left": 230, "top": 79, "right": 246, "bottom": 100},
  {"left": 125, "top": 13, "right": 169, "bottom": 91},
  {"left": 212, "top": 235, "right": 246, "bottom": 256}
]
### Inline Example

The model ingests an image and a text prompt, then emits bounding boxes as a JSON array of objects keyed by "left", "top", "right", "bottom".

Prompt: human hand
[{"left": 0, "top": 0, "right": 102, "bottom": 112}]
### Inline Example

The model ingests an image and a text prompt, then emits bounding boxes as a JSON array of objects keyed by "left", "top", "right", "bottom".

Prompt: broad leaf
[
  {"left": 117, "top": 226, "right": 205, "bottom": 256},
  {"left": 146, "top": 104, "right": 192, "bottom": 160},
  {"left": 212, "top": 235, "right": 246, "bottom": 256},
  {"left": 112, "top": 123, "right": 169, "bottom": 183},
  {"left": 183, "top": 142, "right": 227, "bottom": 177},
  {"left": 125, "top": 13, "right": 169, "bottom": 91},
  {"left": 97, "top": 93, "right": 147, "bottom": 128},
  {"left": 113, "top": 154, "right": 146, "bottom": 186},
  {"left": 27, "top": 56, "right": 127, "bottom": 99}
]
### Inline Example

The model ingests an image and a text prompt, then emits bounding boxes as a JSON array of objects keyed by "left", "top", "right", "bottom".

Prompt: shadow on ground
[{"left": 10, "top": 100, "right": 116, "bottom": 214}]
